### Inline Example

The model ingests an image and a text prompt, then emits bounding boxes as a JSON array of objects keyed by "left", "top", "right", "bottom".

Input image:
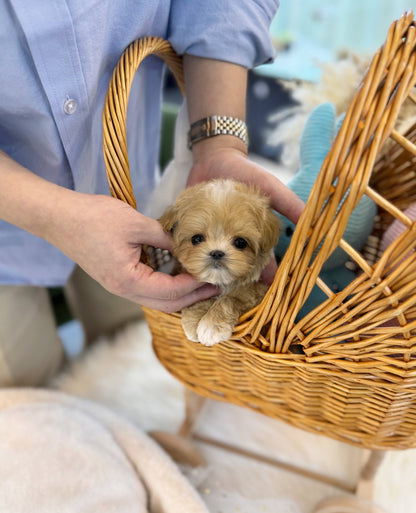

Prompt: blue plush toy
[{"left": 274, "top": 102, "right": 377, "bottom": 319}]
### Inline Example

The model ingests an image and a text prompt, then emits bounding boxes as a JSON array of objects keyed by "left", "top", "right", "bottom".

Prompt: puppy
[{"left": 159, "top": 179, "right": 280, "bottom": 346}]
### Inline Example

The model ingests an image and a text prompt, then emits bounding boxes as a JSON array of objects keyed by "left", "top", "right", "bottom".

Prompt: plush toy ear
[{"left": 299, "top": 102, "right": 336, "bottom": 171}]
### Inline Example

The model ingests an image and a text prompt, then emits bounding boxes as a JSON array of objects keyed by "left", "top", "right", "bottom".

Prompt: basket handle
[{"left": 102, "top": 37, "right": 185, "bottom": 209}]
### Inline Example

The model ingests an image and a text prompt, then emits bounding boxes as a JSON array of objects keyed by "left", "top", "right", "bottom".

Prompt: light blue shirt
[{"left": 0, "top": 0, "right": 278, "bottom": 286}]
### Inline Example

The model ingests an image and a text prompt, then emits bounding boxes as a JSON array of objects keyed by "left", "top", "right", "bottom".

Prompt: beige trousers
[{"left": 0, "top": 267, "right": 142, "bottom": 387}]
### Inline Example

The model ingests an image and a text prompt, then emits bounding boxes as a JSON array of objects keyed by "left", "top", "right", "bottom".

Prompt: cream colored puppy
[{"left": 159, "top": 179, "right": 280, "bottom": 346}]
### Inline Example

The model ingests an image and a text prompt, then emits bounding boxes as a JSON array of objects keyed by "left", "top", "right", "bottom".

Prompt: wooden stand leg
[
  {"left": 356, "top": 451, "right": 386, "bottom": 500},
  {"left": 312, "top": 496, "right": 387, "bottom": 513},
  {"left": 150, "top": 389, "right": 207, "bottom": 466},
  {"left": 178, "top": 390, "right": 206, "bottom": 437},
  {"left": 312, "top": 450, "right": 387, "bottom": 513}
]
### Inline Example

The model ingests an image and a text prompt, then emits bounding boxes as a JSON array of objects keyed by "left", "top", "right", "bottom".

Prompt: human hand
[
  {"left": 46, "top": 193, "right": 219, "bottom": 313},
  {"left": 7, "top": 160, "right": 278, "bottom": 312},
  {"left": 188, "top": 138, "right": 305, "bottom": 223},
  {"left": 187, "top": 138, "right": 306, "bottom": 282},
  {"left": 0, "top": 149, "right": 218, "bottom": 313}
]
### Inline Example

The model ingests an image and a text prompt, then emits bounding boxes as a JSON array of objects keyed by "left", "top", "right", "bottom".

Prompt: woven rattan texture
[
  {"left": 102, "top": 37, "right": 184, "bottom": 208},
  {"left": 103, "top": 15, "right": 416, "bottom": 449}
]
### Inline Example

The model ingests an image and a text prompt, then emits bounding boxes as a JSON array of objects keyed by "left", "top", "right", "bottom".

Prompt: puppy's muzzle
[{"left": 210, "top": 250, "right": 225, "bottom": 261}]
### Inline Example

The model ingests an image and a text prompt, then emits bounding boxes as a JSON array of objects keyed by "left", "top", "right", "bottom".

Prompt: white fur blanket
[
  {"left": 53, "top": 318, "right": 416, "bottom": 513},
  {"left": 0, "top": 388, "right": 209, "bottom": 513}
]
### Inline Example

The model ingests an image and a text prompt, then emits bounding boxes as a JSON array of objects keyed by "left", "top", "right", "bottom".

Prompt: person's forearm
[
  {"left": 183, "top": 55, "right": 247, "bottom": 122},
  {"left": 183, "top": 55, "right": 248, "bottom": 157},
  {"left": 183, "top": 57, "right": 305, "bottom": 223},
  {"left": 0, "top": 150, "right": 79, "bottom": 243}
]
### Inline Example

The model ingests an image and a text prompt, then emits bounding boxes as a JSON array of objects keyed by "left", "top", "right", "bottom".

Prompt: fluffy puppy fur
[{"left": 159, "top": 179, "right": 280, "bottom": 346}]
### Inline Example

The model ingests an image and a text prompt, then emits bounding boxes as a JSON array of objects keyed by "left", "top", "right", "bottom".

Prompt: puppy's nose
[{"left": 210, "top": 250, "right": 225, "bottom": 260}]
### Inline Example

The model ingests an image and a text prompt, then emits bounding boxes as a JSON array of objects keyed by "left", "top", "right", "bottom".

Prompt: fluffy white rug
[
  {"left": 53, "top": 318, "right": 416, "bottom": 513},
  {"left": 0, "top": 387, "right": 209, "bottom": 513},
  {"left": 54, "top": 319, "right": 185, "bottom": 434}
]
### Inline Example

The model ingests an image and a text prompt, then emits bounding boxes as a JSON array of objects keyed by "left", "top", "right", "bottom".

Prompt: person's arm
[
  {"left": 184, "top": 55, "right": 304, "bottom": 223},
  {"left": 183, "top": 56, "right": 305, "bottom": 282},
  {"left": 0, "top": 150, "right": 217, "bottom": 312}
]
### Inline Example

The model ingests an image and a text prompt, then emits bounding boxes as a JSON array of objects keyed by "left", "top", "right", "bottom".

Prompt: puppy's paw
[
  {"left": 181, "top": 317, "right": 200, "bottom": 342},
  {"left": 182, "top": 324, "right": 199, "bottom": 342},
  {"left": 181, "top": 299, "right": 216, "bottom": 343},
  {"left": 196, "top": 319, "right": 233, "bottom": 346}
]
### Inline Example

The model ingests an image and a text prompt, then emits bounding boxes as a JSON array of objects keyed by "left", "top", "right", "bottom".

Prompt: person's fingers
[
  {"left": 126, "top": 263, "right": 219, "bottom": 310},
  {"left": 247, "top": 169, "right": 304, "bottom": 224},
  {"left": 268, "top": 180, "right": 305, "bottom": 224},
  {"left": 188, "top": 153, "right": 305, "bottom": 224},
  {"left": 133, "top": 282, "right": 219, "bottom": 313},
  {"left": 260, "top": 257, "right": 278, "bottom": 285},
  {"left": 133, "top": 264, "right": 213, "bottom": 299},
  {"left": 137, "top": 216, "right": 173, "bottom": 252}
]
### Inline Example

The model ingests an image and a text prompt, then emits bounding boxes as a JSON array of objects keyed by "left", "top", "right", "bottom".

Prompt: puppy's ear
[
  {"left": 260, "top": 209, "right": 281, "bottom": 253},
  {"left": 158, "top": 205, "right": 177, "bottom": 234}
]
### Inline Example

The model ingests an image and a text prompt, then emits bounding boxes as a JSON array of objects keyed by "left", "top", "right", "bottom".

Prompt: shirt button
[{"left": 63, "top": 98, "right": 77, "bottom": 115}]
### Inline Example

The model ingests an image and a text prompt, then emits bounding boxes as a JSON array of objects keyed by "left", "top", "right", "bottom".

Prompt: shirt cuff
[{"left": 168, "top": 0, "right": 279, "bottom": 69}]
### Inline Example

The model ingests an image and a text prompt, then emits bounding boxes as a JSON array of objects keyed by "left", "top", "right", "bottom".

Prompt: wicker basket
[{"left": 103, "top": 12, "right": 416, "bottom": 450}]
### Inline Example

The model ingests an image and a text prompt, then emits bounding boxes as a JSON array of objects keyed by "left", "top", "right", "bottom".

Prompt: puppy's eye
[
  {"left": 233, "top": 237, "right": 248, "bottom": 250},
  {"left": 191, "top": 234, "right": 205, "bottom": 245}
]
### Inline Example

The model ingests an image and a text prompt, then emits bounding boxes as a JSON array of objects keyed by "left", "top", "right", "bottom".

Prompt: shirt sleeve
[{"left": 168, "top": 0, "right": 279, "bottom": 69}]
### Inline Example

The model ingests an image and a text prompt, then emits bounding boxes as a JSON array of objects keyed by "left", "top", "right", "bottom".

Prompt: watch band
[{"left": 187, "top": 115, "right": 249, "bottom": 149}]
